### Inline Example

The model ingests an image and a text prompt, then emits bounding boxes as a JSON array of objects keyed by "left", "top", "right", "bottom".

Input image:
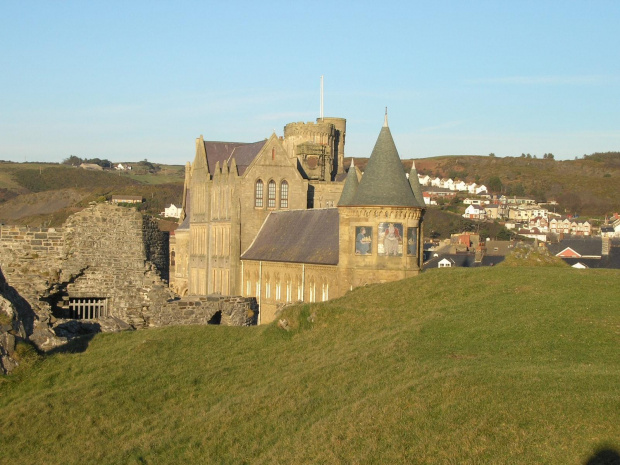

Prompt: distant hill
[
  {"left": 0, "top": 162, "right": 184, "bottom": 226},
  {"left": 347, "top": 152, "right": 620, "bottom": 216},
  {"left": 1, "top": 266, "right": 618, "bottom": 463}
]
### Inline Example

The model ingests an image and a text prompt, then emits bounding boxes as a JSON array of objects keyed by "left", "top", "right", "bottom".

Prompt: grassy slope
[
  {"left": 347, "top": 154, "right": 620, "bottom": 216},
  {"left": 0, "top": 163, "right": 184, "bottom": 225},
  {"left": 1, "top": 266, "right": 619, "bottom": 464},
  {"left": 413, "top": 155, "right": 620, "bottom": 215}
]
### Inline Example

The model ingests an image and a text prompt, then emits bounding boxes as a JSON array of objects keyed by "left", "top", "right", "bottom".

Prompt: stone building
[
  {"left": 169, "top": 117, "right": 348, "bottom": 299},
  {"left": 171, "top": 113, "right": 426, "bottom": 323}
]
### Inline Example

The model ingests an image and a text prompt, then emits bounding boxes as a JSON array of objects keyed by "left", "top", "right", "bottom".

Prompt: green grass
[{"left": 1, "top": 266, "right": 619, "bottom": 464}]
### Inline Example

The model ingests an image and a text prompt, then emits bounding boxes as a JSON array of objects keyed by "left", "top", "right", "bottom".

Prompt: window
[
  {"left": 280, "top": 181, "right": 289, "bottom": 208},
  {"left": 268, "top": 180, "right": 276, "bottom": 208},
  {"left": 255, "top": 179, "right": 264, "bottom": 207}
]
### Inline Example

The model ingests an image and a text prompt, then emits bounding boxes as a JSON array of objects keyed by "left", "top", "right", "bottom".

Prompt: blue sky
[{"left": 1, "top": 1, "right": 619, "bottom": 164}]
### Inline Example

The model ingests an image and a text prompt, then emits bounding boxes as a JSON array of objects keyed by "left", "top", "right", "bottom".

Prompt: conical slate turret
[
  {"left": 409, "top": 161, "right": 425, "bottom": 208},
  {"left": 349, "top": 118, "right": 418, "bottom": 207},
  {"left": 338, "top": 159, "right": 359, "bottom": 206}
]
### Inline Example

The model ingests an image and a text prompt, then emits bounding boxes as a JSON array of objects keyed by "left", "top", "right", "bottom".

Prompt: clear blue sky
[{"left": 1, "top": 1, "right": 619, "bottom": 164}]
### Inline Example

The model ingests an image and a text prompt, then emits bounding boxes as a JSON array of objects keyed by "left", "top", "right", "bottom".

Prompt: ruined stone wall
[
  {"left": 0, "top": 204, "right": 255, "bottom": 362},
  {"left": 149, "top": 295, "right": 257, "bottom": 327},
  {"left": 142, "top": 215, "right": 169, "bottom": 281},
  {"left": 60, "top": 204, "right": 173, "bottom": 328},
  {"left": 0, "top": 204, "right": 173, "bottom": 346}
]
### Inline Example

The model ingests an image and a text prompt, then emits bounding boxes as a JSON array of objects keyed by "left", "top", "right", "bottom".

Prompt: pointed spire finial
[{"left": 384, "top": 107, "right": 388, "bottom": 127}]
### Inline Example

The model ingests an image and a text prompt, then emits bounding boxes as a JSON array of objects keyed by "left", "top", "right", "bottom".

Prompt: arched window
[
  {"left": 280, "top": 180, "right": 289, "bottom": 209},
  {"left": 268, "top": 180, "right": 276, "bottom": 208},
  {"left": 255, "top": 179, "right": 264, "bottom": 207}
]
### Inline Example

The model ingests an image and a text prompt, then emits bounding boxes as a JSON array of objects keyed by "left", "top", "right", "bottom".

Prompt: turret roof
[
  {"left": 408, "top": 161, "right": 426, "bottom": 208},
  {"left": 337, "top": 159, "right": 359, "bottom": 206},
  {"left": 349, "top": 118, "right": 418, "bottom": 207}
]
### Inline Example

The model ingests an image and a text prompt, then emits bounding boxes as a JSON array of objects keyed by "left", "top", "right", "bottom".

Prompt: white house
[
  {"left": 115, "top": 163, "right": 132, "bottom": 171},
  {"left": 431, "top": 177, "right": 442, "bottom": 187},
  {"left": 418, "top": 174, "right": 431, "bottom": 186},
  {"left": 475, "top": 184, "right": 488, "bottom": 195},
  {"left": 463, "top": 204, "right": 486, "bottom": 220},
  {"left": 454, "top": 180, "right": 467, "bottom": 191},
  {"left": 422, "top": 192, "right": 437, "bottom": 205},
  {"left": 163, "top": 204, "right": 182, "bottom": 218},
  {"left": 438, "top": 258, "right": 454, "bottom": 268}
]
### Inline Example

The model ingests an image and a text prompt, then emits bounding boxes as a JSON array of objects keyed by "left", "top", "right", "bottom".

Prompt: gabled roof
[
  {"left": 201, "top": 139, "right": 267, "bottom": 176},
  {"left": 230, "top": 140, "right": 269, "bottom": 175},
  {"left": 348, "top": 118, "right": 418, "bottom": 208},
  {"left": 547, "top": 238, "right": 603, "bottom": 258},
  {"left": 241, "top": 209, "right": 339, "bottom": 265}
]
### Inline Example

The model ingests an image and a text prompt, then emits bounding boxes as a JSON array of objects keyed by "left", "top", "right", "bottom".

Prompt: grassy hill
[
  {"left": 0, "top": 162, "right": 184, "bottom": 226},
  {"left": 413, "top": 152, "right": 620, "bottom": 216},
  {"left": 347, "top": 152, "right": 620, "bottom": 216},
  {"left": 1, "top": 266, "right": 618, "bottom": 464}
]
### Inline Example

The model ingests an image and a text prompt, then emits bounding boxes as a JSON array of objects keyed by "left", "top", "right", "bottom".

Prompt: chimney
[{"left": 602, "top": 237, "right": 610, "bottom": 256}]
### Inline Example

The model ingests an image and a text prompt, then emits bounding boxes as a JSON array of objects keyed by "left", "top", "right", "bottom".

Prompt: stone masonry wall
[
  {"left": 0, "top": 204, "right": 255, "bottom": 359},
  {"left": 142, "top": 215, "right": 169, "bottom": 281},
  {"left": 149, "top": 295, "right": 258, "bottom": 327},
  {"left": 60, "top": 204, "right": 173, "bottom": 328},
  {"left": 0, "top": 269, "right": 28, "bottom": 374}
]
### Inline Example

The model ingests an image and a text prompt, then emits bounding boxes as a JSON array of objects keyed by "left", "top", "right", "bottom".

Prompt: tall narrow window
[
  {"left": 255, "top": 179, "right": 264, "bottom": 207},
  {"left": 280, "top": 180, "right": 289, "bottom": 209},
  {"left": 268, "top": 180, "right": 276, "bottom": 208}
]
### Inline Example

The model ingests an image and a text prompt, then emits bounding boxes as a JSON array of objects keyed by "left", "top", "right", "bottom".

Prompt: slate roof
[
  {"left": 424, "top": 253, "right": 505, "bottom": 268},
  {"left": 349, "top": 122, "right": 419, "bottom": 207},
  {"left": 177, "top": 188, "right": 190, "bottom": 230},
  {"left": 546, "top": 238, "right": 620, "bottom": 269},
  {"left": 561, "top": 252, "right": 620, "bottom": 269},
  {"left": 241, "top": 209, "right": 339, "bottom": 265},
  {"left": 424, "top": 253, "right": 477, "bottom": 268},
  {"left": 338, "top": 162, "right": 359, "bottom": 206},
  {"left": 203, "top": 140, "right": 267, "bottom": 176},
  {"left": 547, "top": 237, "right": 603, "bottom": 257},
  {"left": 408, "top": 163, "right": 426, "bottom": 208}
]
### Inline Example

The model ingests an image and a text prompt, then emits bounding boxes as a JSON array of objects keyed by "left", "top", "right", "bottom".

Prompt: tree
[
  {"left": 513, "top": 183, "right": 525, "bottom": 196},
  {"left": 489, "top": 153, "right": 496, "bottom": 158},
  {"left": 487, "top": 176, "right": 503, "bottom": 193},
  {"left": 63, "top": 155, "right": 82, "bottom": 166}
]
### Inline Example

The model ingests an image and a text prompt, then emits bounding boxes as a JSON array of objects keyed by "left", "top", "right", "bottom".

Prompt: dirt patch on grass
[{"left": 0, "top": 188, "right": 87, "bottom": 221}]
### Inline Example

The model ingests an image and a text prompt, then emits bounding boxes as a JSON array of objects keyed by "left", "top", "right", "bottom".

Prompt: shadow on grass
[
  {"left": 47, "top": 332, "right": 98, "bottom": 355},
  {"left": 585, "top": 447, "right": 620, "bottom": 465},
  {"left": 48, "top": 321, "right": 102, "bottom": 355}
]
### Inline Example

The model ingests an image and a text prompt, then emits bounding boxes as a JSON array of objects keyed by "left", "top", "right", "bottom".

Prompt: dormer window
[
  {"left": 280, "top": 180, "right": 289, "bottom": 209},
  {"left": 268, "top": 180, "right": 276, "bottom": 208},
  {"left": 255, "top": 179, "right": 264, "bottom": 207}
]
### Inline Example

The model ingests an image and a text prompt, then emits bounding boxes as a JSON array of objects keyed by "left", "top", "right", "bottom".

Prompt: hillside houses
[
  {"left": 413, "top": 172, "right": 608, "bottom": 240},
  {"left": 417, "top": 174, "right": 487, "bottom": 195},
  {"left": 549, "top": 218, "right": 592, "bottom": 236}
]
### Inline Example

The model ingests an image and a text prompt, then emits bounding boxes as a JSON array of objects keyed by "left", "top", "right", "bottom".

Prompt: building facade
[{"left": 170, "top": 114, "right": 425, "bottom": 323}]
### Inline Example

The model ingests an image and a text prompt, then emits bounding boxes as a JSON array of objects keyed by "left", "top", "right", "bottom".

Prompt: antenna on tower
[{"left": 320, "top": 75, "right": 324, "bottom": 121}]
